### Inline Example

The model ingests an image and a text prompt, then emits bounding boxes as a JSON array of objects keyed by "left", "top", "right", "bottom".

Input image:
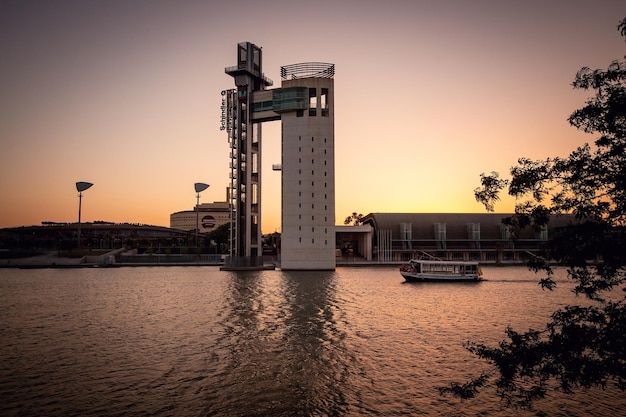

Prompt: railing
[
  {"left": 280, "top": 63, "right": 335, "bottom": 80},
  {"left": 374, "top": 248, "right": 543, "bottom": 264},
  {"left": 225, "top": 65, "right": 273, "bottom": 86},
  {"left": 117, "top": 254, "right": 224, "bottom": 264}
]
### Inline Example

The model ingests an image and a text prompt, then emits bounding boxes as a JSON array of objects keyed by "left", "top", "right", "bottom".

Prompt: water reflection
[
  {"left": 204, "top": 270, "right": 352, "bottom": 416},
  {"left": 279, "top": 271, "right": 351, "bottom": 415}
]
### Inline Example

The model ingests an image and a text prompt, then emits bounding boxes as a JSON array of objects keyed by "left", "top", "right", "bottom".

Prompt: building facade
[
  {"left": 169, "top": 201, "right": 230, "bottom": 232},
  {"left": 359, "top": 212, "right": 576, "bottom": 264}
]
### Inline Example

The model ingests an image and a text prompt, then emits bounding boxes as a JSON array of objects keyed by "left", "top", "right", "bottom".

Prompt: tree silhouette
[
  {"left": 344, "top": 212, "right": 364, "bottom": 226},
  {"left": 441, "top": 18, "right": 626, "bottom": 408}
]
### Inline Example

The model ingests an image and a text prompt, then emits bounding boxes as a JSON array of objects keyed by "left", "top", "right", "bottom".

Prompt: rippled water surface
[{"left": 1, "top": 266, "right": 624, "bottom": 416}]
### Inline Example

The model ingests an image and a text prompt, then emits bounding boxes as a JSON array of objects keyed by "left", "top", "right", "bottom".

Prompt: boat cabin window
[{"left": 415, "top": 262, "right": 477, "bottom": 275}]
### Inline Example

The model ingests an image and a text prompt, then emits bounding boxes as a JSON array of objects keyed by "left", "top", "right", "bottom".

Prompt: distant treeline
[
  {"left": 40, "top": 221, "right": 162, "bottom": 227},
  {"left": 41, "top": 220, "right": 116, "bottom": 226}
]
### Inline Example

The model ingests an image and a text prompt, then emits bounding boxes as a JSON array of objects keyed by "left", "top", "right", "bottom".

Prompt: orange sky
[{"left": 1, "top": 0, "right": 624, "bottom": 233}]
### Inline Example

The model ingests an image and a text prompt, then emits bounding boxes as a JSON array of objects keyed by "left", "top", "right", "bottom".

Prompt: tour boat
[{"left": 399, "top": 259, "right": 483, "bottom": 282}]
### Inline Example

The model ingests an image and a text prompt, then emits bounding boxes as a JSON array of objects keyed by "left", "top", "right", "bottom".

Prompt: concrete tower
[
  {"left": 223, "top": 43, "right": 335, "bottom": 270},
  {"left": 279, "top": 63, "right": 335, "bottom": 270},
  {"left": 224, "top": 42, "right": 272, "bottom": 267}
]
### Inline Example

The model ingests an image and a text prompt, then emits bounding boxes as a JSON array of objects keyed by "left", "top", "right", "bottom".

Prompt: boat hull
[{"left": 400, "top": 272, "right": 482, "bottom": 282}]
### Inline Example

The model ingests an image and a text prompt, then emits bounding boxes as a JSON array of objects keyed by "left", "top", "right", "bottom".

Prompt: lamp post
[
  {"left": 194, "top": 183, "right": 210, "bottom": 248},
  {"left": 76, "top": 181, "right": 93, "bottom": 249}
]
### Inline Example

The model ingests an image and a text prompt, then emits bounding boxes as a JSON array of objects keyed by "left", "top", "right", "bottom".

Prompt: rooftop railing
[{"left": 280, "top": 62, "right": 335, "bottom": 80}]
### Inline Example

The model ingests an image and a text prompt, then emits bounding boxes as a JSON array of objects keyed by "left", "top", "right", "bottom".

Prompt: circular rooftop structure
[{"left": 280, "top": 62, "right": 335, "bottom": 80}]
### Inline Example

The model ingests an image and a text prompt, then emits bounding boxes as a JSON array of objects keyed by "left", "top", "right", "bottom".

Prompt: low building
[
  {"left": 170, "top": 201, "right": 230, "bottom": 233},
  {"left": 0, "top": 222, "right": 190, "bottom": 253},
  {"left": 335, "top": 224, "right": 373, "bottom": 261},
  {"left": 359, "top": 212, "right": 576, "bottom": 264}
]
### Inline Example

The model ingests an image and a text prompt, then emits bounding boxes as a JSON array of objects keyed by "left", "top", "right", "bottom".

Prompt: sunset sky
[{"left": 1, "top": 0, "right": 624, "bottom": 233}]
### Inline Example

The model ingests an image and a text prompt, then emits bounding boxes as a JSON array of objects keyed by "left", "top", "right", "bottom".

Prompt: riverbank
[
  {"left": 1, "top": 251, "right": 530, "bottom": 269},
  {"left": 0, "top": 250, "right": 224, "bottom": 269}
]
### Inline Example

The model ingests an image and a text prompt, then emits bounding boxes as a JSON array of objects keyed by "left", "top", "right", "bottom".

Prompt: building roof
[{"left": 3, "top": 223, "right": 189, "bottom": 238}]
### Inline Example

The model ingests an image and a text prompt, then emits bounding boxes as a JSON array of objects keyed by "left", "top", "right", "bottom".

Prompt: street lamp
[
  {"left": 76, "top": 181, "right": 93, "bottom": 249},
  {"left": 194, "top": 182, "right": 210, "bottom": 248}
]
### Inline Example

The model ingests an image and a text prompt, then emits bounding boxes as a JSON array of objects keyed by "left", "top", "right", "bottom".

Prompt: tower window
[{"left": 309, "top": 88, "right": 317, "bottom": 116}]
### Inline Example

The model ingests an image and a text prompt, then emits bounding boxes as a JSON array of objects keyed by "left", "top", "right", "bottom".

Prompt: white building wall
[{"left": 281, "top": 77, "right": 335, "bottom": 270}]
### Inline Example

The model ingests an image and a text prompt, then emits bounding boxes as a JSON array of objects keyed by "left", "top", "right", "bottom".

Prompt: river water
[{"left": 1, "top": 266, "right": 624, "bottom": 416}]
